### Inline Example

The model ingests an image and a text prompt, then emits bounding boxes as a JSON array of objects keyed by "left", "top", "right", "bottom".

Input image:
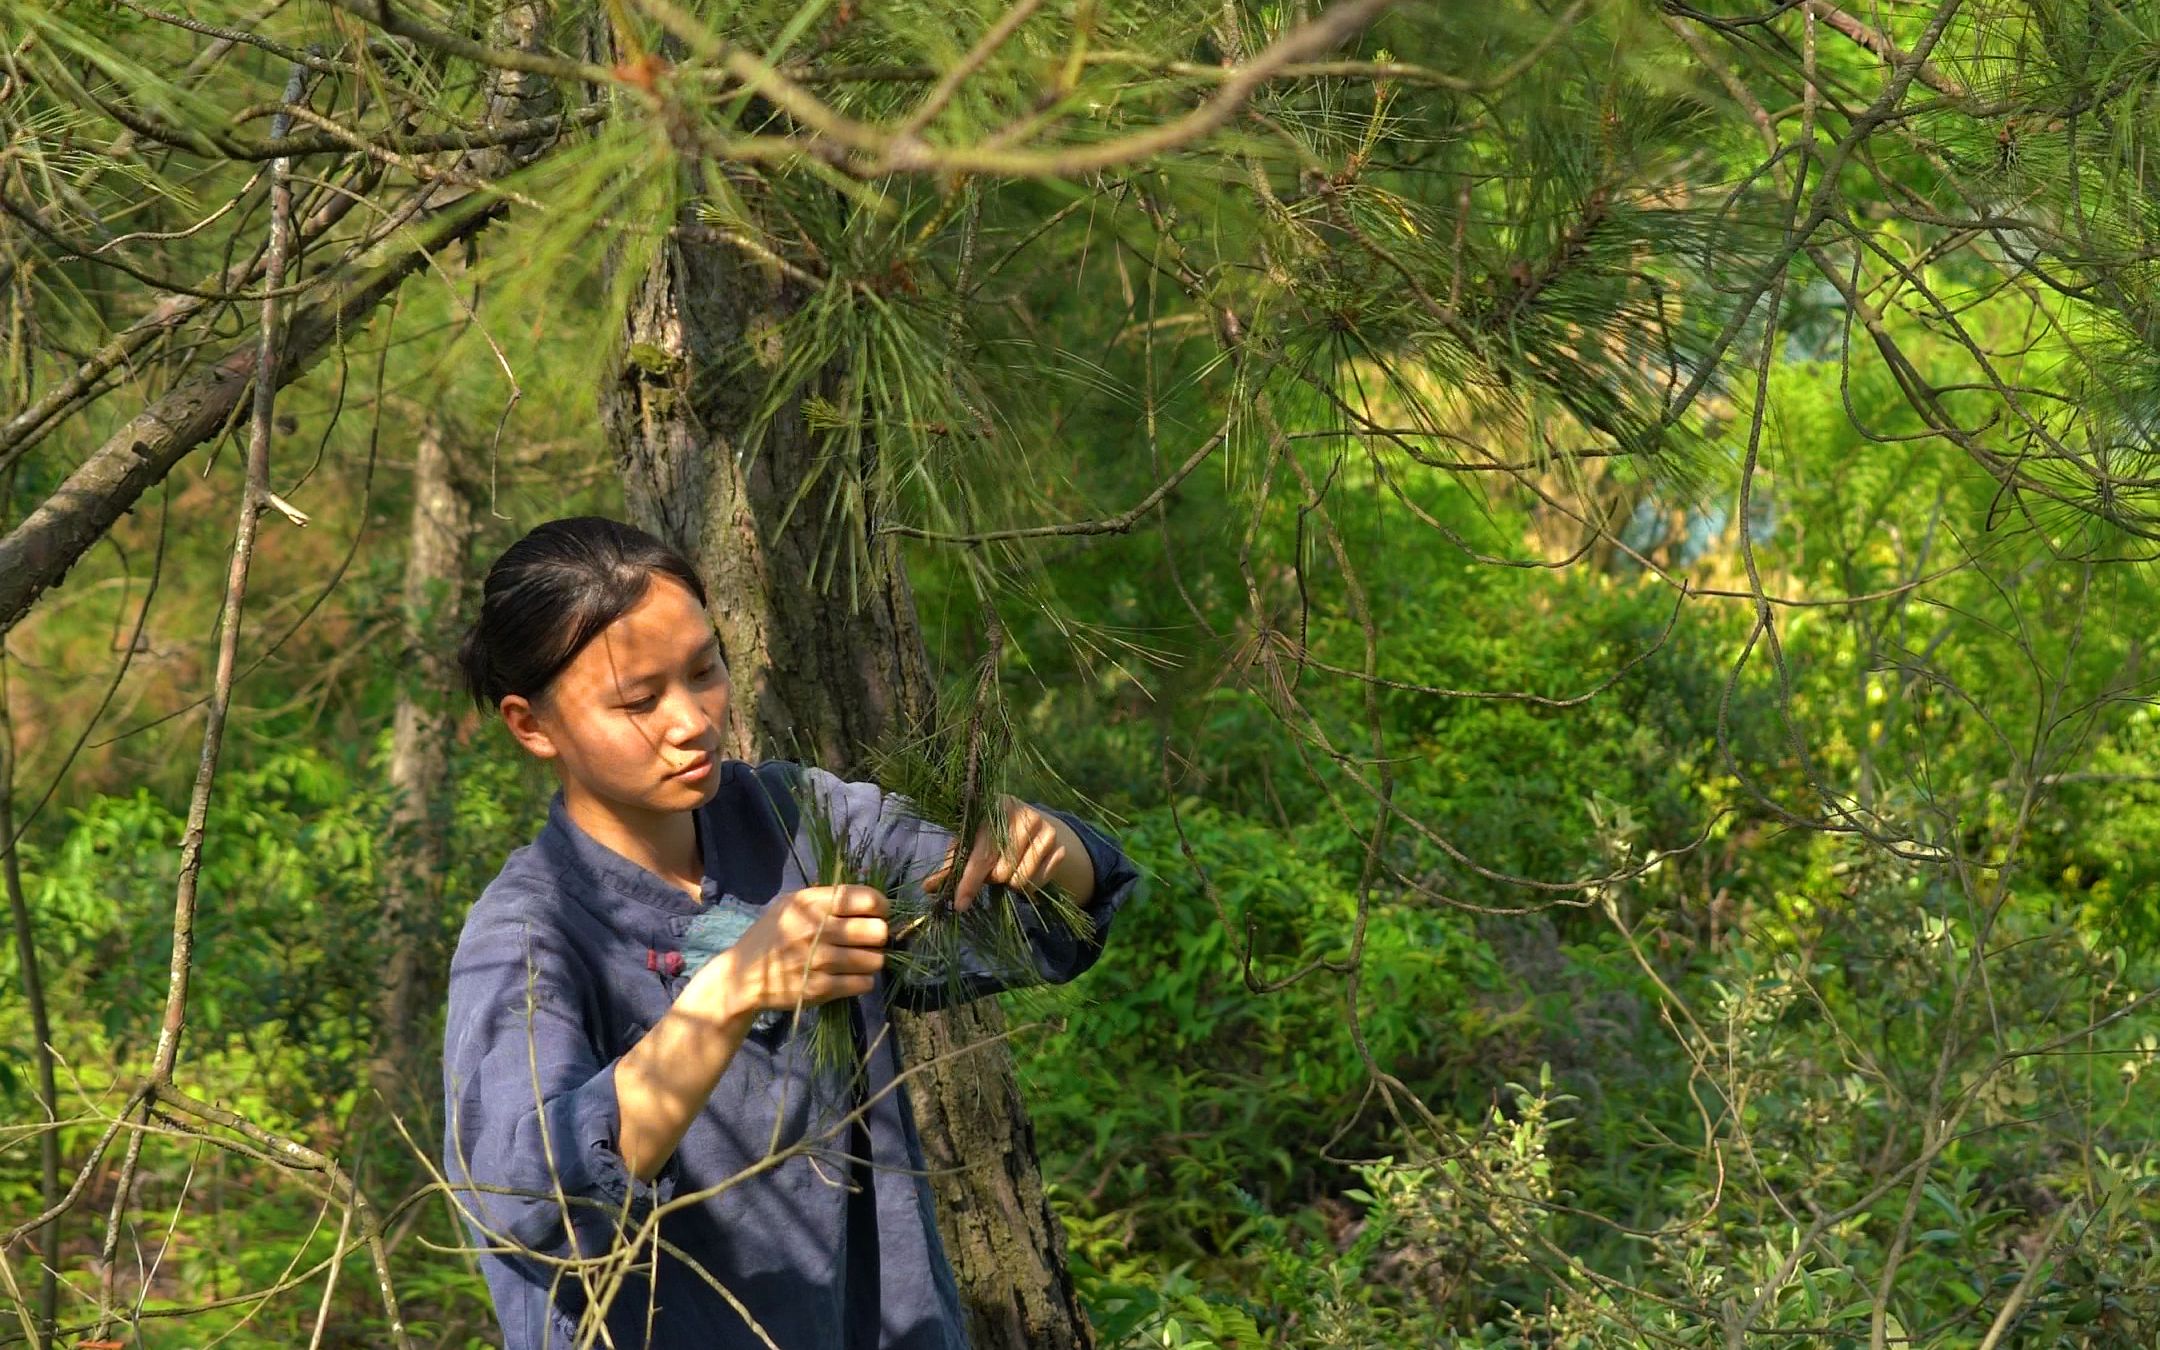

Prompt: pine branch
[
  {"left": 0, "top": 189, "right": 510, "bottom": 640},
  {"left": 879, "top": 425, "right": 1229, "bottom": 543},
  {"left": 1801, "top": 0, "right": 1967, "bottom": 101},
  {"left": 328, "top": 0, "right": 1406, "bottom": 179},
  {"left": 0, "top": 163, "right": 374, "bottom": 469}
]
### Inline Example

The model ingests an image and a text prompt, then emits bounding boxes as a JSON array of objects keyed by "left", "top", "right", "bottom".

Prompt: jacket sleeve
[
  {"left": 787, "top": 762, "right": 1145, "bottom": 1012},
  {"left": 440, "top": 911, "right": 682, "bottom": 1268}
]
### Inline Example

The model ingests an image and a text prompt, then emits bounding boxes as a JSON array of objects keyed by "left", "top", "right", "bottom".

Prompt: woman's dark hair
[{"left": 458, "top": 516, "right": 711, "bottom": 714}]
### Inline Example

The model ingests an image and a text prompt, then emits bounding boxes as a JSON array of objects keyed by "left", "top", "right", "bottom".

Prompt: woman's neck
[{"left": 561, "top": 782, "right": 703, "bottom": 900}]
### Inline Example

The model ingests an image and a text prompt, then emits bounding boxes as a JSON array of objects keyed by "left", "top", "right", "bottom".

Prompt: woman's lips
[{"left": 666, "top": 756, "right": 713, "bottom": 783}]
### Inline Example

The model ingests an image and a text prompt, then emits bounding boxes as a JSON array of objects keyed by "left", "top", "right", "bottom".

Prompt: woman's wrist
[{"left": 681, "top": 945, "right": 761, "bottom": 1032}]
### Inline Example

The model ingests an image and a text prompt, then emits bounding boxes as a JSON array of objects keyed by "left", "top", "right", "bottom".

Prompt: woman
[{"left": 440, "top": 516, "right": 1141, "bottom": 1348}]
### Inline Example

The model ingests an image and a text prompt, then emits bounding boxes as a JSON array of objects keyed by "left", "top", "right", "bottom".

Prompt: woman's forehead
[{"left": 568, "top": 580, "right": 715, "bottom": 685}]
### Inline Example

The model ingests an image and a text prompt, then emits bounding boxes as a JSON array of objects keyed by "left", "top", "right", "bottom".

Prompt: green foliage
[
  {"left": 26, "top": 0, "right": 2160, "bottom": 1344},
  {"left": 979, "top": 366, "right": 2160, "bottom": 1343},
  {"left": 15, "top": 752, "right": 367, "bottom": 1067}
]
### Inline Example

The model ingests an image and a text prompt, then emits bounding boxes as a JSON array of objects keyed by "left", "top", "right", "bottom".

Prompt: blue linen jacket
[{"left": 440, "top": 758, "right": 1142, "bottom": 1349}]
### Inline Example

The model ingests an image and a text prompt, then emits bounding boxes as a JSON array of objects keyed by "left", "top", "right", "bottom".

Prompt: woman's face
[{"left": 500, "top": 573, "right": 730, "bottom": 814}]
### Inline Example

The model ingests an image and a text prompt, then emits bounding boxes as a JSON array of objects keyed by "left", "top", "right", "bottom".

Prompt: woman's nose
[{"left": 663, "top": 690, "right": 714, "bottom": 744}]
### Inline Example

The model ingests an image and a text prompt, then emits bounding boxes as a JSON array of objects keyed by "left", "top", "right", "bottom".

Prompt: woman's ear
[{"left": 500, "top": 694, "right": 559, "bottom": 760}]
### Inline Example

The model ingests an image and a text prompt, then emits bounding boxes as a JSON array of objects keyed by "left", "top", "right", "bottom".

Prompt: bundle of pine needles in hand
[{"left": 778, "top": 642, "right": 1097, "bottom": 1082}]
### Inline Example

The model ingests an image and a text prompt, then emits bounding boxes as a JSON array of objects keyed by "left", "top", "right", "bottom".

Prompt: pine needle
[{"left": 774, "top": 632, "right": 1097, "bottom": 1081}]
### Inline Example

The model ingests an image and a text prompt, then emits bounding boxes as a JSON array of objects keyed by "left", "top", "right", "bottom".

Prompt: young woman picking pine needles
[{"left": 439, "top": 516, "right": 1141, "bottom": 1350}]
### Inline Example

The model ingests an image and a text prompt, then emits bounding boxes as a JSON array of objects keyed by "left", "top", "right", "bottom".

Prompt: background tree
[{"left": 370, "top": 415, "right": 476, "bottom": 1120}]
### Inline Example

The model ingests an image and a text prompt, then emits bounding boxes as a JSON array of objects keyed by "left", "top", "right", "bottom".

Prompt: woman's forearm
[
  {"left": 613, "top": 948, "right": 755, "bottom": 1182},
  {"left": 1045, "top": 815, "right": 1097, "bottom": 904},
  {"left": 612, "top": 884, "right": 889, "bottom": 1180}
]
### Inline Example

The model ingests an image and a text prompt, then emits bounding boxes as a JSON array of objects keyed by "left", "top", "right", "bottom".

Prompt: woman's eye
[
  {"left": 694, "top": 662, "right": 718, "bottom": 681},
  {"left": 624, "top": 696, "right": 658, "bottom": 713}
]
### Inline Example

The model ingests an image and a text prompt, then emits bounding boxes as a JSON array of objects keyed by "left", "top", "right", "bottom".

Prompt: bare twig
[{"left": 88, "top": 61, "right": 306, "bottom": 1342}]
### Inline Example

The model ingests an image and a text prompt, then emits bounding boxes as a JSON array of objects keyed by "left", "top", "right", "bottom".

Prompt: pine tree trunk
[
  {"left": 370, "top": 421, "right": 473, "bottom": 1119},
  {"left": 600, "top": 219, "right": 1093, "bottom": 1350}
]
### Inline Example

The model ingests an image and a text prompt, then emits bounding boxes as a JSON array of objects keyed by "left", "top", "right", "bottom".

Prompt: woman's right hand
[
  {"left": 619, "top": 886, "right": 889, "bottom": 1180},
  {"left": 703, "top": 884, "right": 889, "bottom": 1023}
]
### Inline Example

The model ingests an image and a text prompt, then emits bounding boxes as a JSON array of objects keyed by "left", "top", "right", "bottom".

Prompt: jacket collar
[{"left": 537, "top": 765, "right": 738, "bottom": 928}]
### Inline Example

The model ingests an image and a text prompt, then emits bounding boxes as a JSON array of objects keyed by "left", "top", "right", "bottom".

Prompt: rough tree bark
[
  {"left": 369, "top": 420, "right": 474, "bottom": 1120},
  {"left": 599, "top": 221, "right": 1094, "bottom": 1349}
]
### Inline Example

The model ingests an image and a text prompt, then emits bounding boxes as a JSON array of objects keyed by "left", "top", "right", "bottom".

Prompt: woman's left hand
[{"left": 926, "top": 794, "right": 1073, "bottom": 911}]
